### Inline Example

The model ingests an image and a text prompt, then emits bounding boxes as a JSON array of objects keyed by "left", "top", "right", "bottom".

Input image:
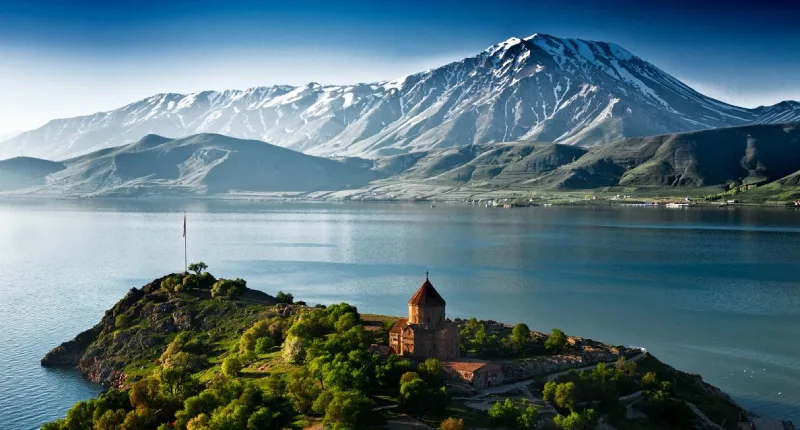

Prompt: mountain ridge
[
  {"left": 1, "top": 123, "right": 798, "bottom": 202},
  {"left": 2, "top": 33, "right": 798, "bottom": 162}
]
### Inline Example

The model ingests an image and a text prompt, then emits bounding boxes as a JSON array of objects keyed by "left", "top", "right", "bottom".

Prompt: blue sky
[{"left": 1, "top": 0, "right": 798, "bottom": 133}]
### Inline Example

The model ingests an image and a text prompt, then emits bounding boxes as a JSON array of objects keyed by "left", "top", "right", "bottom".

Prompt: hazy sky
[{"left": 1, "top": 0, "right": 798, "bottom": 134}]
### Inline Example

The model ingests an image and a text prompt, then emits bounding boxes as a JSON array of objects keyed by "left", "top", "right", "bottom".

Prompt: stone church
[{"left": 389, "top": 274, "right": 460, "bottom": 361}]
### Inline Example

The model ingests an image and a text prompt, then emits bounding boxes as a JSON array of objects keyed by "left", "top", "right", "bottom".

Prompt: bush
[
  {"left": 488, "top": 398, "right": 519, "bottom": 426},
  {"left": 221, "top": 356, "right": 242, "bottom": 377},
  {"left": 554, "top": 382, "right": 577, "bottom": 411},
  {"left": 240, "top": 320, "right": 277, "bottom": 354},
  {"left": 545, "top": 328, "right": 568, "bottom": 353},
  {"left": 275, "top": 291, "right": 294, "bottom": 304},
  {"left": 286, "top": 368, "right": 321, "bottom": 414},
  {"left": 254, "top": 337, "right": 273, "bottom": 354},
  {"left": 553, "top": 409, "right": 597, "bottom": 430},
  {"left": 161, "top": 276, "right": 182, "bottom": 293},
  {"left": 323, "top": 390, "right": 375, "bottom": 429},
  {"left": 518, "top": 400, "right": 539, "bottom": 429},
  {"left": 211, "top": 278, "right": 247, "bottom": 298},
  {"left": 440, "top": 417, "right": 464, "bottom": 430},
  {"left": 417, "top": 358, "right": 444, "bottom": 385}
]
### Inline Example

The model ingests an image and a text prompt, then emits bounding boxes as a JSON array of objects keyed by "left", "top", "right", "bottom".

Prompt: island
[{"left": 40, "top": 265, "right": 789, "bottom": 429}]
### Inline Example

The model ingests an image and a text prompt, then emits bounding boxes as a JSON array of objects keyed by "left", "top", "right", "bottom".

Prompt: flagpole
[{"left": 183, "top": 212, "right": 187, "bottom": 273}]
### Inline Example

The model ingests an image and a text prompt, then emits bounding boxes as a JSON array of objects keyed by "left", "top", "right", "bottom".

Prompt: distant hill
[
  {"left": 19, "top": 134, "right": 382, "bottom": 197},
  {"left": 1, "top": 124, "right": 798, "bottom": 198},
  {"left": 375, "top": 141, "right": 586, "bottom": 184},
  {"left": 0, "top": 157, "right": 65, "bottom": 191},
  {"left": 531, "top": 122, "right": 800, "bottom": 189}
]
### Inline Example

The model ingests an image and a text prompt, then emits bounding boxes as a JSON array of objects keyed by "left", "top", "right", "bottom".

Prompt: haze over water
[{"left": 0, "top": 199, "right": 798, "bottom": 428}]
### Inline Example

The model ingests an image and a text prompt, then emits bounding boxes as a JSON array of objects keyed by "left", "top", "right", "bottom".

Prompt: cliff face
[{"left": 41, "top": 275, "right": 276, "bottom": 386}]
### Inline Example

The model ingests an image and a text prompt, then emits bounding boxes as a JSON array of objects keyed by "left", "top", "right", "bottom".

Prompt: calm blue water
[{"left": 0, "top": 199, "right": 798, "bottom": 428}]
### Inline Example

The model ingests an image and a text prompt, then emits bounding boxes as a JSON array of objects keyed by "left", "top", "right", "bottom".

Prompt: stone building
[
  {"left": 389, "top": 274, "right": 460, "bottom": 361},
  {"left": 441, "top": 360, "right": 504, "bottom": 390}
]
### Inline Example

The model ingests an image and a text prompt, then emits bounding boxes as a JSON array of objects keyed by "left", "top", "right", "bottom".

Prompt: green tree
[
  {"left": 511, "top": 322, "right": 531, "bottom": 350},
  {"left": 275, "top": 291, "right": 294, "bottom": 304},
  {"left": 417, "top": 358, "right": 444, "bottom": 386},
  {"left": 247, "top": 407, "right": 278, "bottom": 430},
  {"left": 376, "top": 355, "right": 412, "bottom": 387},
  {"left": 553, "top": 409, "right": 597, "bottom": 430},
  {"left": 188, "top": 262, "right": 208, "bottom": 275},
  {"left": 642, "top": 371, "right": 658, "bottom": 388},
  {"left": 554, "top": 382, "right": 577, "bottom": 411},
  {"left": 543, "top": 381, "right": 557, "bottom": 402},
  {"left": 186, "top": 413, "right": 210, "bottom": 430},
  {"left": 286, "top": 367, "right": 322, "bottom": 414},
  {"left": 221, "top": 356, "right": 242, "bottom": 377},
  {"left": 615, "top": 357, "right": 637, "bottom": 377},
  {"left": 545, "top": 328, "right": 568, "bottom": 354},
  {"left": 240, "top": 320, "right": 273, "bottom": 354},
  {"left": 488, "top": 398, "right": 519, "bottom": 426},
  {"left": 517, "top": 400, "right": 539, "bottom": 429},
  {"left": 94, "top": 409, "right": 128, "bottom": 430},
  {"left": 323, "top": 390, "right": 374, "bottom": 429},
  {"left": 399, "top": 376, "right": 427, "bottom": 410}
]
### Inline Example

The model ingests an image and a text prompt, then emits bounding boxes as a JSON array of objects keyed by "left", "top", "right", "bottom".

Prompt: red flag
[{"left": 183, "top": 214, "right": 186, "bottom": 238}]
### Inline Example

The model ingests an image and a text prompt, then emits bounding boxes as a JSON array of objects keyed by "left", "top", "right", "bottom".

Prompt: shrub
[
  {"left": 400, "top": 371, "right": 420, "bottom": 385},
  {"left": 543, "top": 381, "right": 557, "bottom": 401},
  {"left": 554, "top": 382, "right": 577, "bottom": 411},
  {"left": 488, "top": 399, "right": 519, "bottom": 426},
  {"left": 417, "top": 358, "right": 444, "bottom": 385},
  {"left": 545, "top": 328, "right": 568, "bottom": 353},
  {"left": 178, "top": 275, "right": 200, "bottom": 292},
  {"left": 211, "top": 278, "right": 247, "bottom": 298},
  {"left": 518, "top": 400, "right": 539, "bottom": 429},
  {"left": 642, "top": 371, "right": 658, "bottom": 387},
  {"left": 286, "top": 368, "right": 321, "bottom": 414},
  {"left": 553, "top": 409, "right": 597, "bottom": 430},
  {"left": 440, "top": 417, "right": 464, "bottom": 430},
  {"left": 240, "top": 320, "right": 273, "bottom": 354},
  {"left": 221, "top": 356, "right": 242, "bottom": 377},
  {"left": 615, "top": 356, "right": 637, "bottom": 376},
  {"left": 161, "top": 276, "right": 182, "bottom": 293},
  {"left": 323, "top": 390, "right": 375, "bottom": 429},
  {"left": 254, "top": 337, "right": 273, "bottom": 354},
  {"left": 275, "top": 291, "right": 294, "bottom": 304}
]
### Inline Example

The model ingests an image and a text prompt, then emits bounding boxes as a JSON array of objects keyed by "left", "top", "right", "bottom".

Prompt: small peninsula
[{"left": 41, "top": 267, "right": 786, "bottom": 429}]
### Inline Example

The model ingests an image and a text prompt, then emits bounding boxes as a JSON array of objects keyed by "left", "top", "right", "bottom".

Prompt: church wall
[{"left": 408, "top": 304, "right": 445, "bottom": 325}]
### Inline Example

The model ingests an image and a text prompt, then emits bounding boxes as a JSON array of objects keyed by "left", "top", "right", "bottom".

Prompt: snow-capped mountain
[{"left": 2, "top": 33, "right": 798, "bottom": 161}]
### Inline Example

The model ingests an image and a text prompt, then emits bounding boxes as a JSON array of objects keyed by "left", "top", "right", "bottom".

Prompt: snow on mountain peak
[
  {"left": 485, "top": 37, "right": 523, "bottom": 56},
  {"left": 2, "top": 33, "right": 798, "bottom": 162}
]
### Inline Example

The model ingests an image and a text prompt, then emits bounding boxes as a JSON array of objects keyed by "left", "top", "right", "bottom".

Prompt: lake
[{"left": 0, "top": 199, "right": 798, "bottom": 428}]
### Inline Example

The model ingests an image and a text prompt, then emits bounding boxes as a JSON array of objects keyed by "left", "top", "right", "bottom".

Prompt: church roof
[{"left": 408, "top": 277, "right": 446, "bottom": 307}]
